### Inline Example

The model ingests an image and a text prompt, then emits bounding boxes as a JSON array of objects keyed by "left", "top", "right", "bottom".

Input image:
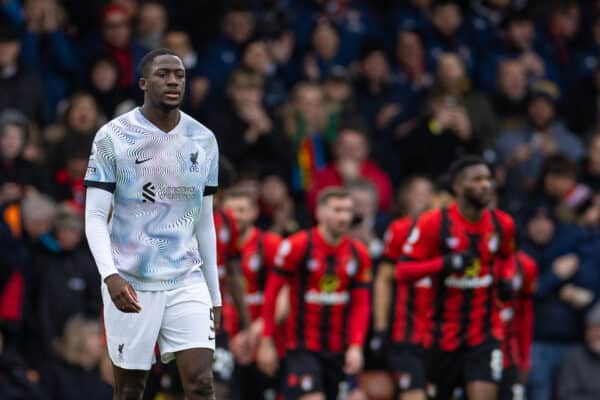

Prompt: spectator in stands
[
  {"left": 240, "top": 38, "right": 288, "bottom": 108},
  {"left": 479, "top": 11, "right": 558, "bottom": 92},
  {"left": 347, "top": 180, "right": 386, "bottom": 259},
  {"left": 557, "top": 302, "right": 600, "bottom": 400},
  {"left": 389, "top": 0, "right": 432, "bottom": 34},
  {"left": 136, "top": 1, "right": 168, "bottom": 50},
  {"left": 303, "top": 21, "right": 345, "bottom": 81},
  {"left": 464, "top": 0, "right": 512, "bottom": 53},
  {"left": 496, "top": 80, "right": 584, "bottom": 216},
  {"left": 257, "top": 174, "right": 303, "bottom": 236},
  {"left": 85, "top": 56, "right": 134, "bottom": 119},
  {"left": 322, "top": 66, "right": 355, "bottom": 121},
  {"left": 42, "top": 316, "right": 112, "bottom": 400},
  {"left": 569, "top": 13, "right": 600, "bottom": 89},
  {"left": 206, "top": 68, "right": 291, "bottom": 179},
  {"left": 566, "top": 65, "right": 600, "bottom": 137},
  {"left": 492, "top": 59, "right": 529, "bottom": 131},
  {"left": 393, "top": 175, "right": 434, "bottom": 218},
  {"left": 427, "top": 0, "right": 474, "bottom": 73},
  {"left": 0, "top": 23, "right": 47, "bottom": 127},
  {"left": 308, "top": 125, "right": 393, "bottom": 212},
  {"left": 29, "top": 205, "right": 101, "bottom": 359},
  {"left": 0, "top": 110, "right": 50, "bottom": 199},
  {"left": 521, "top": 205, "right": 597, "bottom": 400},
  {"left": 393, "top": 29, "right": 433, "bottom": 103},
  {"left": 198, "top": 4, "right": 255, "bottom": 92}
]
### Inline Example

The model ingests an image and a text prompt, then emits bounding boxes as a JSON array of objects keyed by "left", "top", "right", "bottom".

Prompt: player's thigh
[
  {"left": 463, "top": 341, "right": 503, "bottom": 387},
  {"left": 282, "top": 350, "right": 325, "bottom": 400},
  {"left": 112, "top": 365, "right": 150, "bottom": 398},
  {"left": 158, "top": 283, "right": 215, "bottom": 364},
  {"left": 387, "top": 344, "right": 427, "bottom": 395},
  {"left": 465, "top": 381, "right": 498, "bottom": 400},
  {"left": 175, "top": 347, "right": 215, "bottom": 391},
  {"left": 102, "top": 284, "right": 165, "bottom": 371},
  {"left": 298, "top": 394, "right": 326, "bottom": 400}
]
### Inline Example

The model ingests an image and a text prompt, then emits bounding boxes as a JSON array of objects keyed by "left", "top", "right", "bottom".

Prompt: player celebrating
[
  {"left": 398, "top": 156, "right": 517, "bottom": 400},
  {"left": 221, "top": 188, "right": 283, "bottom": 399},
  {"left": 84, "top": 48, "right": 220, "bottom": 399},
  {"left": 499, "top": 251, "right": 537, "bottom": 400},
  {"left": 372, "top": 177, "right": 435, "bottom": 400},
  {"left": 257, "top": 187, "right": 372, "bottom": 400}
]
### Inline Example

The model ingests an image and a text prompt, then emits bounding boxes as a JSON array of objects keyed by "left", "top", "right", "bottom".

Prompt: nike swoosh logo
[
  {"left": 208, "top": 336, "right": 215, "bottom": 341},
  {"left": 135, "top": 158, "right": 152, "bottom": 164}
]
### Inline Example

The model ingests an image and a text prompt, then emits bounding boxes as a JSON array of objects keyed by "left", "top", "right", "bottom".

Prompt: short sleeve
[
  {"left": 84, "top": 127, "right": 117, "bottom": 193},
  {"left": 498, "top": 212, "right": 516, "bottom": 258},
  {"left": 204, "top": 134, "right": 219, "bottom": 196},
  {"left": 382, "top": 219, "right": 411, "bottom": 262}
]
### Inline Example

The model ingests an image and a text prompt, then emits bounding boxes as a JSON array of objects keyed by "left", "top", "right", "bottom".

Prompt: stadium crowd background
[{"left": 2, "top": 0, "right": 600, "bottom": 399}]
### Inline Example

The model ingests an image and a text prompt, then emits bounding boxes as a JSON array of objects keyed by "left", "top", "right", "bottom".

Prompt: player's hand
[
  {"left": 212, "top": 306, "right": 222, "bottom": 332},
  {"left": 344, "top": 345, "right": 364, "bottom": 375},
  {"left": 230, "top": 329, "right": 253, "bottom": 365},
  {"left": 443, "top": 251, "right": 476, "bottom": 273},
  {"left": 256, "top": 337, "right": 279, "bottom": 377},
  {"left": 105, "top": 274, "right": 141, "bottom": 313}
]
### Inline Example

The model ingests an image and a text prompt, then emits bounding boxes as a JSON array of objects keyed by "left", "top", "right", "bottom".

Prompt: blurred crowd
[{"left": 3, "top": 0, "right": 600, "bottom": 399}]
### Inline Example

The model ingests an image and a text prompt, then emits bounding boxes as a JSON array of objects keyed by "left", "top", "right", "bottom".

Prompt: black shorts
[
  {"left": 387, "top": 343, "right": 427, "bottom": 393},
  {"left": 282, "top": 350, "right": 345, "bottom": 400},
  {"left": 231, "top": 362, "right": 280, "bottom": 400},
  {"left": 427, "top": 340, "right": 503, "bottom": 400},
  {"left": 213, "top": 332, "right": 235, "bottom": 383},
  {"left": 499, "top": 366, "right": 525, "bottom": 400}
]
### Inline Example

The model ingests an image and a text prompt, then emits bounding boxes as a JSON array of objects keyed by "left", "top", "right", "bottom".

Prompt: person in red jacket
[
  {"left": 257, "top": 187, "right": 372, "bottom": 400},
  {"left": 372, "top": 176, "right": 435, "bottom": 400},
  {"left": 398, "top": 156, "right": 517, "bottom": 400},
  {"left": 307, "top": 125, "right": 393, "bottom": 212},
  {"left": 499, "top": 251, "right": 537, "bottom": 400},
  {"left": 221, "top": 188, "right": 283, "bottom": 399}
]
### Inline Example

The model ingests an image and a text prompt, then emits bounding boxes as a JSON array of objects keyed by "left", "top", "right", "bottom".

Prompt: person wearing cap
[
  {"left": 557, "top": 302, "right": 600, "bottom": 400},
  {"left": 0, "top": 21, "right": 48, "bottom": 127},
  {"left": 495, "top": 80, "right": 584, "bottom": 216}
]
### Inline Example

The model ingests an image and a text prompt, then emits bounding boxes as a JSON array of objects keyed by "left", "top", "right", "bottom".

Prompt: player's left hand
[
  {"left": 212, "top": 306, "right": 222, "bottom": 332},
  {"left": 344, "top": 345, "right": 364, "bottom": 375}
]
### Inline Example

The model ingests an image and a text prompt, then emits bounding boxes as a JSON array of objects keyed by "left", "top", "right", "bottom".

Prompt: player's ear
[{"left": 139, "top": 77, "right": 147, "bottom": 91}]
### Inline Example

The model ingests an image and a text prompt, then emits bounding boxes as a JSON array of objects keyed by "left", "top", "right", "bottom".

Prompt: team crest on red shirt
[
  {"left": 249, "top": 254, "right": 260, "bottom": 271},
  {"left": 487, "top": 233, "right": 499, "bottom": 253},
  {"left": 346, "top": 258, "right": 358, "bottom": 276},
  {"left": 319, "top": 274, "right": 340, "bottom": 293}
]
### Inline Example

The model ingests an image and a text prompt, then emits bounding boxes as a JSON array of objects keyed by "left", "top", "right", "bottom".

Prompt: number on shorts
[{"left": 490, "top": 349, "right": 503, "bottom": 382}]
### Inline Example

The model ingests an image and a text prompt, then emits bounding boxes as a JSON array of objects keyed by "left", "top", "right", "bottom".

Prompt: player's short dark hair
[
  {"left": 448, "top": 155, "right": 488, "bottom": 185},
  {"left": 138, "top": 48, "right": 180, "bottom": 77},
  {"left": 317, "top": 187, "right": 351, "bottom": 206},
  {"left": 223, "top": 187, "right": 257, "bottom": 204}
]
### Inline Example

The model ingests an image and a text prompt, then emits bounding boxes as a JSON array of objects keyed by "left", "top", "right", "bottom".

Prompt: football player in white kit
[{"left": 84, "top": 48, "right": 221, "bottom": 399}]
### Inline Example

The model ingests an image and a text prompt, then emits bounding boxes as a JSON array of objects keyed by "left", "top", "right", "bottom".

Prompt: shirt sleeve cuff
[
  {"left": 203, "top": 186, "right": 218, "bottom": 196},
  {"left": 84, "top": 180, "right": 116, "bottom": 193}
]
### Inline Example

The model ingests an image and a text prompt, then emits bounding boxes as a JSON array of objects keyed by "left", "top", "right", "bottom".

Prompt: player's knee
[
  {"left": 115, "top": 384, "right": 145, "bottom": 400},
  {"left": 186, "top": 369, "right": 215, "bottom": 398}
]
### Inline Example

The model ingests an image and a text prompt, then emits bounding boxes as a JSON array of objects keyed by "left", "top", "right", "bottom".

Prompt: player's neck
[
  {"left": 456, "top": 199, "right": 484, "bottom": 222},
  {"left": 239, "top": 225, "right": 255, "bottom": 245},
  {"left": 317, "top": 225, "right": 344, "bottom": 246},
  {"left": 140, "top": 104, "right": 181, "bottom": 132}
]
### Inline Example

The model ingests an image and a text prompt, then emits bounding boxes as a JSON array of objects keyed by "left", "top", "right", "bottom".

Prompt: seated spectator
[
  {"left": 85, "top": 56, "right": 135, "bottom": 119},
  {"left": 198, "top": 4, "right": 255, "bottom": 91},
  {"left": 426, "top": 0, "right": 475, "bottom": 73},
  {"left": 282, "top": 81, "right": 338, "bottom": 193},
  {"left": 393, "top": 29, "right": 433, "bottom": 103},
  {"left": 0, "top": 110, "right": 51, "bottom": 199},
  {"left": 240, "top": 38, "right": 288, "bottom": 108},
  {"left": 308, "top": 125, "right": 393, "bottom": 212},
  {"left": 496, "top": 80, "right": 584, "bottom": 216},
  {"left": 478, "top": 11, "right": 558, "bottom": 92},
  {"left": 521, "top": 205, "right": 597, "bottom": 400},
  {"left": 557, "top": 302, "right": 600, "bottom": 400},
  {"left": 136, "top": 1, "right": 168, "bottom": 50},
  {"left": 303, "top": 20, "right": 347, "bottom": 82},
  {"left": 29, "top": 205, "right": 101, "bottom": 360},
  {"left": 42, "top": 316, "right": 112, "bottom": 400},
  {"left": 206, "top": 68, "right": 291, "bottom": 180},
  {"left": 322, "top": 66, "right": 356, "bottom": 120},
  {"left": 491, "top": 59, "right": 529, "bottom": 131},
  {"left": 0, "top": 23, "right": 47, "bottom": 127}
]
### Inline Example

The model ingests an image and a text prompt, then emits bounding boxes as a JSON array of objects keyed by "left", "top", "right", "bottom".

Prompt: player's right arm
[
  {"left": 84, "top": 127, "right": 141, "bottom": 313},
  {"left": 257, "top": 231, "right": 306, "bottom": 376},
  {"left": 397, "top": 210, "right": 474, "bottom": 282}
]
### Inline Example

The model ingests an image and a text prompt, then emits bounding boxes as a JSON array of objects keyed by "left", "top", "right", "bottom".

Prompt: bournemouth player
[
  {"left": 84, "top": 49, "right": 220, "bottom": 399},
  {"left": 222, "top": 188, "right": 283, "bottom": 399},
  {"left": 398, "top": 156, "right": 517, "bottom": 400},
  {"left": 499, "top": 251, "right": 537, "bottom": 400},
  {"left": 372, "top": 177, "right": 434, "bottom": 400},
  {"left": 257, "top": 187, "right": 372, "bottom": 400}
]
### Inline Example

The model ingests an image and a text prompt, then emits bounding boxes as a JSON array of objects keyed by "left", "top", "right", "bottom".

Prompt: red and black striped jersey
[
  {"left": 501, "top": 251, "right": 537, "bottom": 370},
  {"left": 400, "top": 203, "right": 517, "bottom": 351},
  {"left": 262, "top": 227, "right": 372, "bottom": 354}
]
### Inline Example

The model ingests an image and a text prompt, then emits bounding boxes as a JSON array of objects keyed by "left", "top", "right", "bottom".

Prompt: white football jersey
[{"left": 84, "top": 108, "right": 218, "bottom": 290}]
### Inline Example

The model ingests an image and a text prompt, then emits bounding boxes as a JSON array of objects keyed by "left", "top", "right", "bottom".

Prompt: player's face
[
  {"left": 140, "top": 54, "right": 186, "bottom": 111},
  {"left": 318, "top": 196, "right": 354, "bottom": 238},
  {"left": 457, "top": 164, "right": 493, "bottom": 209},
  {"left": 223, "top": 196, "right": 257, "bottom": 233}
]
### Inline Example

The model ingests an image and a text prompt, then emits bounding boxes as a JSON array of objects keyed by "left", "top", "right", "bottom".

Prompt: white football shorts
[{"left": 101, "top": 282, "right": 215, "bottom": 370}]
